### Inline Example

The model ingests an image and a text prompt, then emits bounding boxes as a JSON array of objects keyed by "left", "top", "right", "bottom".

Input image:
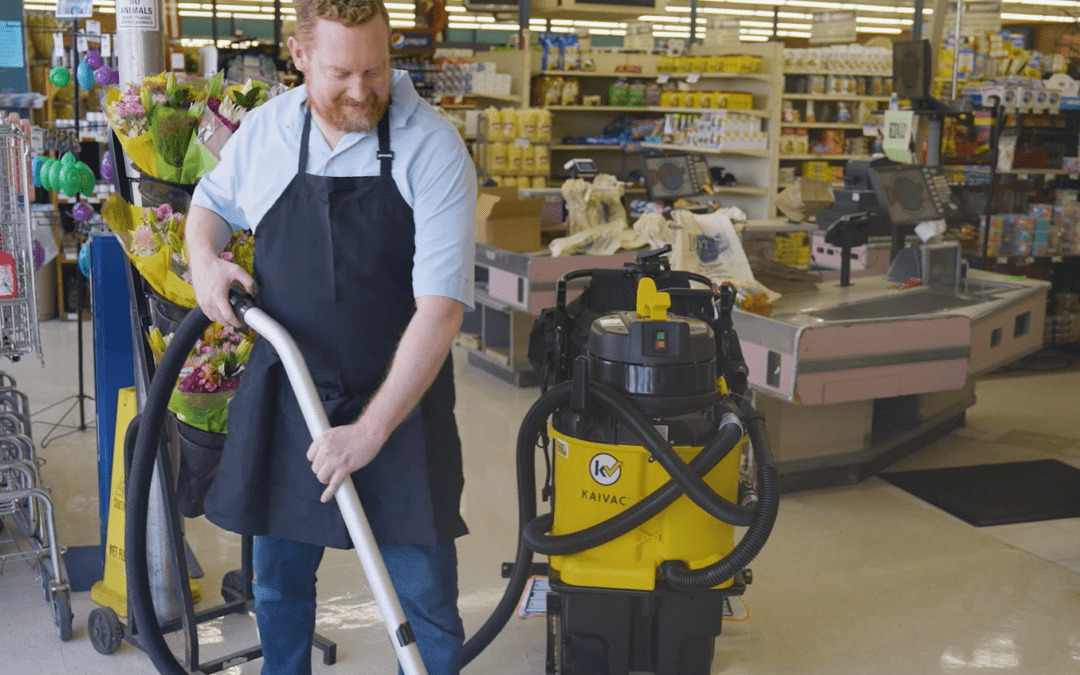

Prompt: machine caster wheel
[
  {"left": 53, "top": 589, "right": 73, "bottom": 641},
  {"left": 88, "top": 607, "right": 124, "bottom": 654},
  {"left": 221, "top": 569, "right": 246, "bottom": 604}
]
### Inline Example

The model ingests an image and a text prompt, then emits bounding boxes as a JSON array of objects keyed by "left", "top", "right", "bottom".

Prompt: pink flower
[
  {"left": 131, "top": 225, "right": 158, "bottom": 256},
  {"left": 154, "top": 203, "right": 173, "bottom": 221},
  {"left": 220, "top": 251, "right": 234, "bottom": 262}
]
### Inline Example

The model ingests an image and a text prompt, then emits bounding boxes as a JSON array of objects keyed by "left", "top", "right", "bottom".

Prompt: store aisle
[{"left": 1, "top": 319, "right": 1079, "bottom": 675}]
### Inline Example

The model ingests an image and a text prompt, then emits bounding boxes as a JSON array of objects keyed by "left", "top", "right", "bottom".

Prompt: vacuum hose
[
  {"left": 127, "top": 304, "right": 779, "bottom": 671},
  {"left": 125, "top": 305, "right": 212, "bottom": 675},
  {"left": 462, "top": 378, "right": 780, "bottom": 664}
]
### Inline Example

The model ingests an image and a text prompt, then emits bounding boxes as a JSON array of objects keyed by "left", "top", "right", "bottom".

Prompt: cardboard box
[{"left": 476, "top": 187, "right": 544, "bottom": 252}]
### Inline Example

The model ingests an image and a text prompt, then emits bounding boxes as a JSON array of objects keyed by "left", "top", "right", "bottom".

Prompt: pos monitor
[
  {"left": 867, "top": 163, "right": 959, "bottom": 226},
  {"left": 641, "top": 153, "right": 711, "bottom": 203}
]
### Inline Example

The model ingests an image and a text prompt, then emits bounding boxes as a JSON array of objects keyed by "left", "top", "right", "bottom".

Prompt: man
[{"left": 186, "top": 0, "right": 477, "bottom": 673}]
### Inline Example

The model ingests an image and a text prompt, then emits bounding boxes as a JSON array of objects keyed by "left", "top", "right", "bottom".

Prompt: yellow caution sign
[{"left": 92, "top": 388, "right": 202, "bottom": 615}]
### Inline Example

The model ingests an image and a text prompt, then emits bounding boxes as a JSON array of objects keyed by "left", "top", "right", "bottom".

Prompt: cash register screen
[
  {"left": 868, "top": 164, "right": 947, "bottom": 226},
  {"left": 641, "top": 153, "right": 710, "bottom": 202}
]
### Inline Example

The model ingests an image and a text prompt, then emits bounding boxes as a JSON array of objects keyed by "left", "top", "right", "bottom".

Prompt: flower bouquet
[
  {"left": 105, "top": 71, "right": 286, "bottom": 185},
  {"left": 196, "top": 74, "right": 287, "bottom": 162},
  {"left": 155, "top": 323, "right": 255, "bottom": 434},
  {"left": 102, "top": 192, "right": 255, "bottom": 309},
  {"left": 152, "top": 322, "right": 256, "bottom": 518}
]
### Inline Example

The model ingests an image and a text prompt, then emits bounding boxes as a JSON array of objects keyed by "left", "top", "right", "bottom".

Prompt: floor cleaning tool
[
  {"left": 125, "top": 288, "right": 429, "bottom": 675},
  {"left": 462, "top": 246, "right": 780, "bottom": 674}
]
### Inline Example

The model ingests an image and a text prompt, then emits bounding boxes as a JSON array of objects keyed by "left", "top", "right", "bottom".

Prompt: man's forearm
[
  {"left": 358, "top": 295, "right": 464, "bottom": 444},
  {"left": 186, "top": 204, "right": 234, "bottom": 265}
]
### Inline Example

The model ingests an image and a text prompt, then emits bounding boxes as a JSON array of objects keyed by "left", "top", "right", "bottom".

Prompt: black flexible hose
[
  {"left": 589, "top": 382, "right": 756, "bottom": 527},
  {"left": 523, "top": 413, "right": 745, "bottom": 556},
  {"left": 464, "top": 379, "right": 770, "bottom": 662},
  {"left": 462, "top": 381, "right": 573, "bottom": 666},
  {"left": 661, "top": 402, "right": 779, "bottom": 591},
  {"left": 126, "top": 305, "right": 211, "bottom": 675}
]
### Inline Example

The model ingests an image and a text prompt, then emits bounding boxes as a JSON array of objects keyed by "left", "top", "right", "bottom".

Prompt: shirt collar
[{"left": 292, "top": 70, "right": 419, "bottom": 134}]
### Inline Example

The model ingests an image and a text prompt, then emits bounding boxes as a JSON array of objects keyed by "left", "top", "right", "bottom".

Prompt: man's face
[{"left": 290, "top": 17, "right": 391, "bottom": 134}]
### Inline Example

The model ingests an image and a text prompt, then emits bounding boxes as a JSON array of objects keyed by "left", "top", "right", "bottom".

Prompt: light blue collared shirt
[{"left": 191, "top": 71, "right": 476, "bottom": 307}]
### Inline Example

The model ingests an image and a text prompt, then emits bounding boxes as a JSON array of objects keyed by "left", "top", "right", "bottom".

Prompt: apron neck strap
[
  {"left": 299, "top": 106, "right": 313, "bottom": 174},
  {"left": 376, "top": 109, "right": 393, "bottom": 179}
]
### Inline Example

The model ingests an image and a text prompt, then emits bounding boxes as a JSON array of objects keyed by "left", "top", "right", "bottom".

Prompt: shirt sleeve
[
  {"left": 190, "top": 108, "right": 263, "bottom": 232},
  {"left": 408, "top": 124, "right": 477, "bottom": 309}
]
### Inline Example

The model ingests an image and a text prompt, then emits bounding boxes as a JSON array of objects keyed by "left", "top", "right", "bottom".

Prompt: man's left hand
[{"left": 306, "top": 421, "right": 386, "bottom": 503}]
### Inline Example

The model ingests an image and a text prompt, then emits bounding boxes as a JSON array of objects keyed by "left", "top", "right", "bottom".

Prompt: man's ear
[{"left": 287, "top": 36, "right": 308, "bottom": 72}]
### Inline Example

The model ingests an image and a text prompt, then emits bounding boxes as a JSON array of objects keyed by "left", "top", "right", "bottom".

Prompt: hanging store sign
[
  {"left": 55, "top": 0, "right": 94, "bottom": 19},
  {"left": 945, "top": 1, "right": 1002, "bottom": 38},
  {"left": 810, "top": 11, "right": 856, "bottom": 44},
  {"left": 116, "top": 0, "right": 160, "bottom": 31},
  {"left": 390, "top": 31, "right": 434, "bottom": 53}
]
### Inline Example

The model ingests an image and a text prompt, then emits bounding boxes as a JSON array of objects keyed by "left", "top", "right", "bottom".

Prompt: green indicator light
[{"left": 656, "top": 331, "right": 666, "bottom": 340}]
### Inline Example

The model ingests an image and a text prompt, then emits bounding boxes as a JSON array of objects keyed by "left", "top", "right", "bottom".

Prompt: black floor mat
[{"left": 881, "top": 459, "right": 1080, "bottom": 527}]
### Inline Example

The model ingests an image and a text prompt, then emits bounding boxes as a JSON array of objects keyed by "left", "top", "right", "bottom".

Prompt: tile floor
[{"left": 2, "top": 318, "right": 1080, "bottom": 674}]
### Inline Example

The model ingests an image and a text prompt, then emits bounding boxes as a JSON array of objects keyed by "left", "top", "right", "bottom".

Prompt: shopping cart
[{"left": 0, "top": 118, "right": 72, "bottom": 640}]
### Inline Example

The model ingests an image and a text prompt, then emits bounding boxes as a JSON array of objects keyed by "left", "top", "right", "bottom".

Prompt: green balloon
[
  {"left": 61, "top": 152, "right": 77, "bottom": 167},
  {"left": 41, "top": 159, "right": 58, "bottom": 191},
  {"left": 49, "top": 67, "right": 71, "bottom": 88},
  {"left": 77, "top": 165, "right": 96, "bottom": 195},
  {"left": 48, "top": 159, "right": 63, "bottom": 191},
  {"left": 59, "top": 164, "right": 80, "bottom": 197},
  {"left": 48, "top": 160, "right": 63, "bottom": 192},
  {"left": 37, "top": 159, "right": 51, "bottom": 191}
]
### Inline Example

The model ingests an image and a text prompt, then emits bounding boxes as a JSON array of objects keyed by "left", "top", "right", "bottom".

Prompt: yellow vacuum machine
[{"left": 478, "top": 246, "right": 781, "bottom": 675}]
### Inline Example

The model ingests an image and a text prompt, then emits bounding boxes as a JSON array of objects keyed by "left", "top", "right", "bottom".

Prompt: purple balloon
[
  {"left": 107, "top": 67, "right": 120, "bottom": 85},
  {"left": 33, "top": 241, "right": 45, "bottom": 270},
  {"left": 101, "top": 151, "right": 114, "bottom": 182},
  {"left": 72, "top": 202, "right": 94, "bottom": 222},
  {"left": 94, "top": 66, "right": 111, "bottom": 87},
  {"left": 85, "top": 49, "right": 104, "bottom": 70}
]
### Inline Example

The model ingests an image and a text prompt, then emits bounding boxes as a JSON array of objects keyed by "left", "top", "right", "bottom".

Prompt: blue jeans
[{"left": 252, "top": 535, "right": 465, "bottom": 675}]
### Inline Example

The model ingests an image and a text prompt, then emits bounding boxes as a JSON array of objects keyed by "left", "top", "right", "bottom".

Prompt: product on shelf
[
  {"left": 660, "top": 111, "right": 766, "bottom": 151},
  {"left": 657, "top": 54, "right": 763, "bottom": 74},
  {"left": 783, "top": 45, "right": 891, "bottom": 75}
]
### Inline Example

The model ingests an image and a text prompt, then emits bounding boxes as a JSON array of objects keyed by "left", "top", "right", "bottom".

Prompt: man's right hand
[
  {"left": 190, "top": 256, "right": 256, "bottom": 328},
  {"left": 185, "top": 204, "right": 255, "bottom": 329}
]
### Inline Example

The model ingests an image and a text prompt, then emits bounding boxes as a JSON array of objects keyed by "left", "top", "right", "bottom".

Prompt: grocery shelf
[
  {"left": 551, "top": 144, "right": 625, "bottom": 151},
  {"left": 713, "top": 185, "right": 771, "bottom": 196},
  {"left": 779, "top": 153, "right": 873, "bottom": 161},
  {"left": 781, "top": 122, "right": 867, "bottom": 129},
  {"left": 542, "top": 105, "right": 770, "bottom": 118},
  {"left": 783, "top": 94, "right": 892, "bottom": 102},
  {"left": 640, "top": 143, "right": 770, "bottom": 158},
  {"left": 534, "top": 70, "right": 773, "bottom": 82},
  {"left": 785, "top": 69, "right": 891, "bottom": 77}
]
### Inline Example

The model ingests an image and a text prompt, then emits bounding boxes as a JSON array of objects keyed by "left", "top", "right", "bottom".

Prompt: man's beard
[{"left": 311, "top": 92, "right": 389, "bottom": 133}]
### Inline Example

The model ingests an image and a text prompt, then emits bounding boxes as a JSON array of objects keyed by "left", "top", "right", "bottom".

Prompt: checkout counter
[
  {"left": 735, "top": 162, "right": 1050, "bottom": 491},
  {"left": 467, "top": 156, "right": 1049, "bottom": 491}
]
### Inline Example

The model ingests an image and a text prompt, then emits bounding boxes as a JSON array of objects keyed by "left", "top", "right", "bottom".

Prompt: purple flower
[{"left": 154, "top": 203, "right": 173, "bottom": 221}]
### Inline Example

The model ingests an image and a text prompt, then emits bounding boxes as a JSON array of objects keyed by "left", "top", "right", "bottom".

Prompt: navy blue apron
[{"left": 202, "top": 106, "right": 468, "bottom": 549}]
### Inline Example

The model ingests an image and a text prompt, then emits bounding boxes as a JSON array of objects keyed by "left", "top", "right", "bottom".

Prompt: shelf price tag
[
  {"left": 687, "top": 73, "right": 701, "bottom": 84},
  {"left": 656, "top": 73, "right": 670, "bottom": 84},
  {"left": 77, "top": 35, "right": 89, "bottom": 53},
  {"left": 53, "top": 33, "right": 64, "bottom": 59},
  {"left": 101, "top": 34, "right": 112, "bottom": 58},
  {"left": 1024, "top": 256, "right": 1035, "bottom": 263},
  {"left": 86, "top": 20, "right": 101, "bottom": 36},
  {"left": 997, "top": 256, "right": 1008, "bottom": 264},
  {"left": 1052, "top": 256, "right": 1064, "bottom": 263}
]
